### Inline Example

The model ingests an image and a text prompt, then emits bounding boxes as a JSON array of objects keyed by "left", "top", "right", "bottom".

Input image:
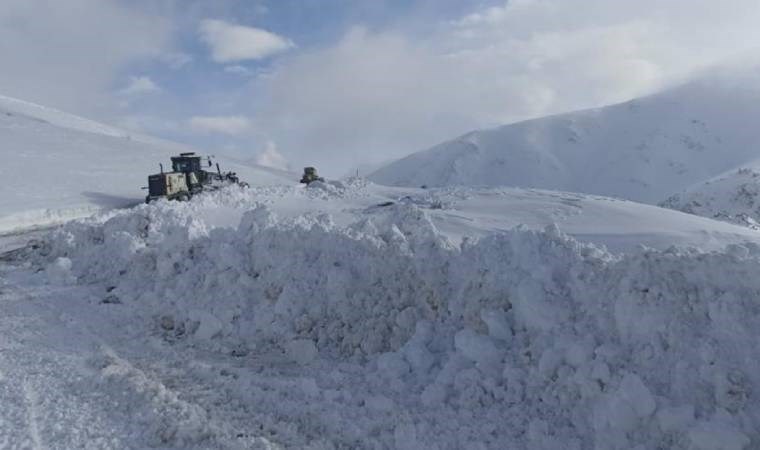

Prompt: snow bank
[
  {"left": 35, "top": 197, "right": 760, "bottom": 449},
  {"left": 0, "top": 205, "right": 105, "bottom": 234}
]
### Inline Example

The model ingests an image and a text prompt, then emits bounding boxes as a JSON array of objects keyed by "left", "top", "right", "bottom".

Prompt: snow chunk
[
  {"left": 593, "top": 373, "right": 656, "bottom": 433},
  {"left": 479, "top": 309, "right": 511, "bottom": 342},
  {"left": 688, "top": 419, "right": 750, "bottom": 450},
  {"left": 365, "top": 395, "right": 395, "bottom": 412},
  {"left": 393, "top": 423, "right": 419, "bottom": 450},
  {"left": 377, "top": 352, "right": 410, "bottom": 379},
  {"left": 454, "top": 328, "right": 504, "bottom": 376},
  {"left": 619, "top": 373, "right": 657, "bottom": 418},
  {"left": 287, "top": 339, "right": 318, "bottom": 365},
  {"left": 47, "top": 257, "right": 76, "bottom": 284},
  {"left": 189, "top": 311, "right": 223, "bottom": 340},
  {"left": 656, "top": 404, "right": 694, "bottom": 432}
]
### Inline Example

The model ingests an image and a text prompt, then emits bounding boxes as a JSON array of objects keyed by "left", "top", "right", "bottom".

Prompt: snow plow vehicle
[
  {"left": 300, "top": 166, "right": 325, "bottom": 184},
  {"left": 144, "top": 152, "right": 248, "bottom": 203}
]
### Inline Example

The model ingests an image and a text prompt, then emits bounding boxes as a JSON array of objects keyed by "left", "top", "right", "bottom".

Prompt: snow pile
[
  {"left": 302, "top": 177, "right": 373, "bottom": 199},
  {"left": 661, "top": 167, "right": 760, "bottom": 229},
  {"left": 370, "top": 72, "right": 760, "bottom": 205},
  {"left": 31, "top": 195, "right": 760, "bottom": 448}
]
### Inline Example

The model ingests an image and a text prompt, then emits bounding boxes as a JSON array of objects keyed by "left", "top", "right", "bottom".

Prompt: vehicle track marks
[{"left": 22, "top": 381, "right": 44, "bottom": 450}]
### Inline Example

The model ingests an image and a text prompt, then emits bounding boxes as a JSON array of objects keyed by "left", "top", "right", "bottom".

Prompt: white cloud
[
  {"left": 120, "top": 76, "right": 161, "bottom": 95},
  {"left": 224, "top": 65, "right": 254, "bottom": 76},
  {"left": 0, "top": 0, "right": 172, "bottom": 116},
  {"left": 189, "top": 115, "right": 252, "bottom": 135},
  {"left": 250, "top": 0, "right": 760, "bottom": 175},
  {"left": 199, "top": 19, "right": 294, "bottom": 63},
  {"left": 162, "top": 52, "right": 193, "bottom": 69},
  {"left": 454, "top": 2, "right": 513, "bottom": 27}
]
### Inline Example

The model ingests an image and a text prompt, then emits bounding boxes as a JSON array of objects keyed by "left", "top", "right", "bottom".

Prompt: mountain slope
[
  {"left": 661, "top": 165, "right": 760, "bottom": 229},
  {"left": 0, "top": 95, "right": 295, "bottom": 232},
  {"left": 369, "top": 72, "right": 760, "bottom": 204}
]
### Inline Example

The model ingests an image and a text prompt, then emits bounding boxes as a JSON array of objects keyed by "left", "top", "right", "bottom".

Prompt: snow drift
[
  {"left": 33, "top": 188, "right": 760, "bottom": 449},
  {"left": 370, "top": 72, "right": 760, "bottom": 206}
]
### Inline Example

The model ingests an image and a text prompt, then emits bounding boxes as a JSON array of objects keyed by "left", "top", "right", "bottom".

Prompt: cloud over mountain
[{"left": 199, "top": 19, "right": 294, "bottom": 63}]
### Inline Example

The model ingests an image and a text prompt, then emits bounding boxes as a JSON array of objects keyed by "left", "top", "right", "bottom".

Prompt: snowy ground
[
  {"left": 2, "top": 180, "right": 759, "bottom": 449},
  {"left": 0, "top": 250, "right": 281, "bottom": 449}
]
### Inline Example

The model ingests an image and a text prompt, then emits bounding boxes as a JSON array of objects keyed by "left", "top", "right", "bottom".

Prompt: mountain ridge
[{"left": 369, "top": 73, "right": 760, "bottom": 205}]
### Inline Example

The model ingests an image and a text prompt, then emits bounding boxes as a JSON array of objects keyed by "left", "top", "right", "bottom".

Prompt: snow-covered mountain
[
  {"left": 661, "top": 165, "right": 760, "bottom": 228},
  {"left": 370, "top": 71, "right": 760, "bottom": 205},
  {"left": 0, "top": 95, "right": 296, "bottom": 232}
]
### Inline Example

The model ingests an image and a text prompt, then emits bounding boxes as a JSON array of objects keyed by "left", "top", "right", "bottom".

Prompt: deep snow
[
  {"left": 370, "top": 73, "right": 760, "bottom": 205},
  {"left": 4, "top": 181, "right": 758, "bottom": 449}
]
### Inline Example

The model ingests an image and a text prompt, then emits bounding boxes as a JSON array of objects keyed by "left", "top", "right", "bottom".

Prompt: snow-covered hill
[
  {"left": 0, "top": 95, "right": 296, "bottom": 233},
  {"left": 370, "top": 72, "right": 760, "bottom": 205},
  {"left": 6, "top": 181, "right": 757, "bottom": 448},
  {"left": 661, "top": 166, "right": 760, "bottom": 229}
]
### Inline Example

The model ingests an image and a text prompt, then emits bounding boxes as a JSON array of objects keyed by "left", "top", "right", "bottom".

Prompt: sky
[{"left": 2, "top": 0, "right": 760, "bottom": 175}]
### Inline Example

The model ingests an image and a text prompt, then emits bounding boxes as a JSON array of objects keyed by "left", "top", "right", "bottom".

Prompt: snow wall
[{"left": 36, "top": 198, "right": 760, "bottom": 449}]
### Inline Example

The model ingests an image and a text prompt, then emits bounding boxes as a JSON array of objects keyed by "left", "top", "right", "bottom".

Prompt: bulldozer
[
  {"left": 300, "top": 167, "right": 325, "bottom": 185},
  {"left": 144, "top": 152, "right": 248, "bottom": 203}
]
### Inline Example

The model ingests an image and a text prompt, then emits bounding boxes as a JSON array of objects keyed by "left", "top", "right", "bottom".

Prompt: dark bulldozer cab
[
  {"left": 300, "top": 167, "right": 325, "bottom": 184},
  {"left": 171, "top": 153, "right": 207, "bottom": 191}
]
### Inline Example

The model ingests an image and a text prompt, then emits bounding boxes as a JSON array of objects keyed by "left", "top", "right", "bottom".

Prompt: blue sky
[
  {"left": 2, "top": 0, "right": 760, "bottom": 175},
  {"left": 121, "top": 1, "right": 483, "bottom": 110}
]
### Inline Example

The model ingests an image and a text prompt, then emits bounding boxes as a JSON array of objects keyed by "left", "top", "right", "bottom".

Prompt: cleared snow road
[
  {"left": 0, "top": 265, "right": 127, "bottom": 449},
  {"left": 0, "top": 241, "right": 282, "bottom": 449}
]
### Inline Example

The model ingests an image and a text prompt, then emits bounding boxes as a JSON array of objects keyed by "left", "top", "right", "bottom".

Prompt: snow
[
  {"left": 409, "top": 187, "right": 760, "bottom": 253},
  {"left": 0, "top": 94, "right": 137, "bottom": 139},
  {"left": 0, "top": 94, "right": 297, "bottom": 233},
  {"left": 370, "top": 74, "right": 760, "bottom": 205},
  {"left": 2, "top": 180, "right": 758, "bottom": 448},
  {"left": 2, "top": 90, "right": 760, "bottom": 448},
  {"left": 662, "top": 166, "right": 760, "bottom": 228}
]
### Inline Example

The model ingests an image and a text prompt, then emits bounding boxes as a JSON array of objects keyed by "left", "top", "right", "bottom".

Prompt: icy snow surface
[
  {"left": 0, "top": 94, "right": 296, "bottom": 233},
  {"left": 3, "top": 180, "right": 759, "bottom": 448}
]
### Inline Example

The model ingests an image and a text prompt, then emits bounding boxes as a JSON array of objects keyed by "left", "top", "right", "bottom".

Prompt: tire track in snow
[
  {"left": 94, "top": 343, "right": 285, "bottom": 449},
  {"left": 94, "top": 344, "right": 215, "bottom": 447},
  {"left": 2, "top": 246, "right": 281, "bottom": 449},
  {"left": 22, "top": 381, "right": 43, "bottom": 450},
  {"left": 0, "top": 261, "right": 146, "bottom": 448}
]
